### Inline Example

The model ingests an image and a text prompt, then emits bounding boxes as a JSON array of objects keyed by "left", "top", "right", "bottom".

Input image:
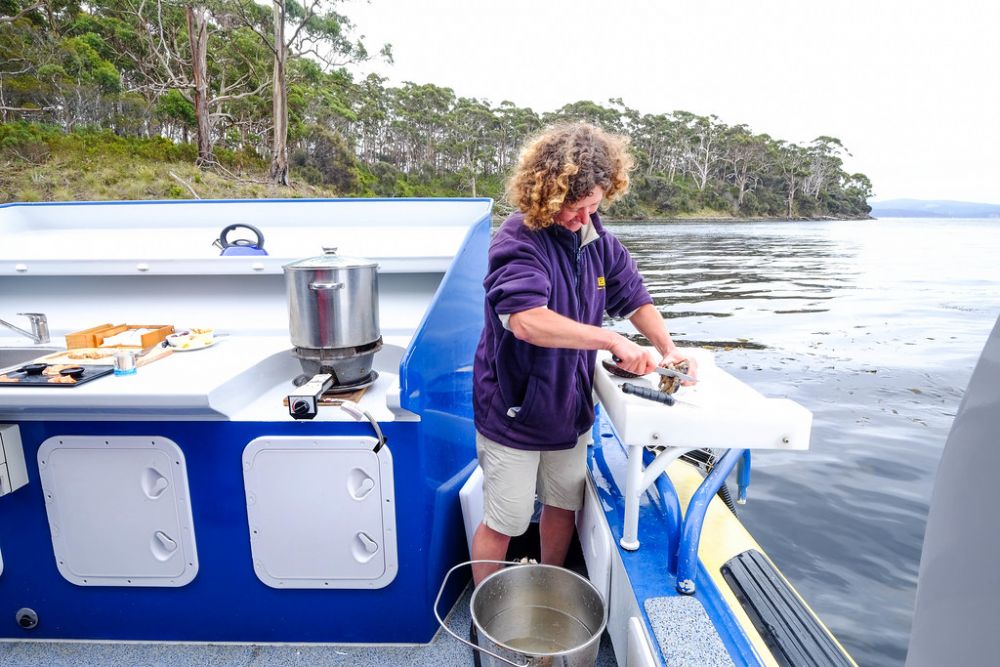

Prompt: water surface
[{"left": 608, "top": 217, "right": 1000, "bottom": 666}]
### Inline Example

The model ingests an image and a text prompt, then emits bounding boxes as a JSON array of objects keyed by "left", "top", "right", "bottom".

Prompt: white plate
[{"left": 168, "top": 337, "right": 218, "bottom": 352}]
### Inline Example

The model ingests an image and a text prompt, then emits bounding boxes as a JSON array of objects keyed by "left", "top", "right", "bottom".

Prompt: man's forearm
[
  {"left": 629, "top": 303, "right": 676, "bottom": 356},
  {"left": 508, "top": 307, "right": 617, "bottom": 350}
]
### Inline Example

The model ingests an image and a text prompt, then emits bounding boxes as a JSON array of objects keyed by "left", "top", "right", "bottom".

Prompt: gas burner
[
  {"left": 323, "top": 370, "right": 378, "bottom": 394},
  {"left": 293, "top": 337, "right": 383, "bottom": 386}
]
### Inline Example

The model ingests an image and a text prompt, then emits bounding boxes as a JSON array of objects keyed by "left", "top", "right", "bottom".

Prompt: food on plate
[
  {"left": 48, "top": 375, "right": 77, "bottom": 384},
  {"left": 0, "top": 374, "right": 20, "bottom": 383},
  {"left": 166, "top": 327, "right": 215, "bottom": 349},
  {"left": 43, "top": 364, "right": 75, "bottom": 376}
]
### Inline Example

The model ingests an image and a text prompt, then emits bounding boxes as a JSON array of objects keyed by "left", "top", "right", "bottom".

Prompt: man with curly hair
[{"left": 471, "top": 122, "right": 696, "bottom": 584}]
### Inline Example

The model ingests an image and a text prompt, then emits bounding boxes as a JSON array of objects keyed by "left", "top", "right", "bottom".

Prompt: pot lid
[{"left": 283, "top": 247, "right": 378, "bottom": 271}]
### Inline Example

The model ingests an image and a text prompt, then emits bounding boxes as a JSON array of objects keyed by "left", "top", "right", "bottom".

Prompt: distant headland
[{"left": 870, "top": 199, "right": 1000, "bottom": 218}]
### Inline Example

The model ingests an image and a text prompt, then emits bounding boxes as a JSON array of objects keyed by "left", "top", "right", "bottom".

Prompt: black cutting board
[{"left": 0, "top": 365, "right": 115, "bottom": 388}]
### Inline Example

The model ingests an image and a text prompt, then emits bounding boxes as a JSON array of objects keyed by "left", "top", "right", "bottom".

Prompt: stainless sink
[{"left": 0, "top": 346, "right": 63, "bottom": 370}]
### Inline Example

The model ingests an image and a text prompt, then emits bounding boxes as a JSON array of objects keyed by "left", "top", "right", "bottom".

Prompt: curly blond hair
[{"left": 505, "top": 122, "right": 634, "bottom": 230}]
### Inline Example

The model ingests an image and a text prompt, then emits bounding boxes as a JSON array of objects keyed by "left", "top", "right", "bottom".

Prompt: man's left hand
[{"left": 660, "top": 349, "right": 698, "bottom": 385}]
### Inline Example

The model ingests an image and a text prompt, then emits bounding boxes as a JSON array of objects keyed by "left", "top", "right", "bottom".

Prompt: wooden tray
[
  {"left": 37, "top": 345, "right": 173, "bottom": 368},
  {"left": 65, "top": 323, "right": 122, "bottom": 348},
  {"left": 65, "top": 324, "right": 174, "bottom": 349}
]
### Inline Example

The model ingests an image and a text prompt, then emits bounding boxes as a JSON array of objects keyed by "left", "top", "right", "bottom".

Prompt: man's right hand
[{"left": 608, "top": 334, "right": 657, "bottom": 375}]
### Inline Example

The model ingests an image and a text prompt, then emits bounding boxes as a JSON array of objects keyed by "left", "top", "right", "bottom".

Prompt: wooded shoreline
[
  {"left": 2, "top": 1, "right": 873, "bottom": 217},
  {"left": 604, "top": 215, "right": 875, "bottom": 223}
]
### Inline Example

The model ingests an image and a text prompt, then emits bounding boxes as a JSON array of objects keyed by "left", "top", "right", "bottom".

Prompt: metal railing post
[{"left": 675, "top": 448, "right": 746, "bottom": 594}]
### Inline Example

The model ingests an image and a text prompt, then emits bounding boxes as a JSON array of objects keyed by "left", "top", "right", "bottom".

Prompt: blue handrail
[
  {"left": 737, "top": 450, "right": 752, "bottom": 504},
  {"left": 675, "top": 448, "right": 747, "bottom": 594}
]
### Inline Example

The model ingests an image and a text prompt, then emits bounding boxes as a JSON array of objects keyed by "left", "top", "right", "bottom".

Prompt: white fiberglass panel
[
  {"left": 37, "top": 436, "right": 198, "bottom": 587},
  {"left": 0, "top": 199, "right": 491, "bottom": 274},
  {"left": 577, "top": 477, "right": 613, "bottom": 605},
  {"left": 242, "top": 436, "right": 397, "bottom": 589},
  {"left": 458, "top": 465, "right": 483, "bottom": 557}
]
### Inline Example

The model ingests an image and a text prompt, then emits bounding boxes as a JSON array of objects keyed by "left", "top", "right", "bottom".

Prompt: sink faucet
[{"left": 0, "top": 313, "right": 50, "bottom": 344}]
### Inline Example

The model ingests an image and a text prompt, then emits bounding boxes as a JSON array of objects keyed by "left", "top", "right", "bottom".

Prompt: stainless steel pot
[{"left": 283, "top": 248, "right": 380, "bottom": 350}]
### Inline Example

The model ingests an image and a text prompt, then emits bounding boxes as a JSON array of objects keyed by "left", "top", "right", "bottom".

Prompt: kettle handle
[
  {"left": 218, "top": 223, "right": 265, "bottom": 249},
  {"left": 309, "top": 281, "right": 344, "bottom": 290}
]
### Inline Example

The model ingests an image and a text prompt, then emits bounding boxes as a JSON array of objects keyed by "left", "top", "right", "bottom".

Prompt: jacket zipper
[{"left": 574, "top": 233, "right": 582, "bottom": 291}]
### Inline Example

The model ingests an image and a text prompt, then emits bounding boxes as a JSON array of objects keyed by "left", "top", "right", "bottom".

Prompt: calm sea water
[{"left": 607, "top": 217, "right": 1000, "bottom": 667}]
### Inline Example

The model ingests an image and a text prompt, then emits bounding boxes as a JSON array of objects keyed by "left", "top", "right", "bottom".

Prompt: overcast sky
[{"left": 342, "top": 0, "right": 1000, "bottom": 204}]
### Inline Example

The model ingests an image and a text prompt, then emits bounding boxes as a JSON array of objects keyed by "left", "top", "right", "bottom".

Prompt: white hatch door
[
  {"left": 242, "top": 436, "right": 397, "bottom": 589},
  {"left": 37, "top": 436, "right": 199, "bottom": 587}
]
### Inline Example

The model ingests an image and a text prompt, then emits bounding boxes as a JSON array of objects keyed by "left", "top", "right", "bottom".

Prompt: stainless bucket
[{"left": 435, "top": 560, "right": 607, "bottom": 667}]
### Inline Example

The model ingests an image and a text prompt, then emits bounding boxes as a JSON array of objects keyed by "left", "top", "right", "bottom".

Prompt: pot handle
[
  {"left": 309, "top": 281, "right": 344, "bottom": 290},
  {"left": 433, "top": 559, "right": 531, "bottom": 667}
]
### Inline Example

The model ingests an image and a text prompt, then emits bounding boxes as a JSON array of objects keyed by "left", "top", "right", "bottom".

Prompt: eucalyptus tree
[
  {"left": 544, "top": 99, "right": 625, "bottom": 133},
  {"left": 351, "top": 72, "right": 389, "bottom": 163},
  {"left": 204, "top": 10, "right": 272, "bottom": 152},
  {"left": 184, "top": 4, "right": 211, "bottom": 161},
  {"left": 1, "top": 1, "right": 53, "bottom": 119},
  {"left": 773, "top": 140, "right": 811, "bottom": 217},
  {"left": 447, "top": 96, "right": 500, "bottom": 196},
  {"left": 87, "top": 0, "right": 267, "bottom": 164},
  {"left": 1, "top": 0, "right": 125, "bottom": 126},
  {"left": 675, "top": 111, "right": 726, "bottom": 192},
  {"left": 389, "top": 81, "right": 455, "bottom": 173},
  {"left": 494, "top": 100, "right": 540, "bottom": 175},
  {"left": 629, "top": 112, "right": 683, "bottom": 179},
  {"left": 844, "top": 172, "right": 872, "bottom": 203},
  {"left": 0, "top": 0, "right": 47, "bottom": 25},
  {"left": 231, "top": 0, "right": 384, "bottom": 185},
  {"left": 722, "top": 125, "right": 771, "bottom": 211},
  {"left": 801, "top": 135, "right": 846, "bottom": 200}
]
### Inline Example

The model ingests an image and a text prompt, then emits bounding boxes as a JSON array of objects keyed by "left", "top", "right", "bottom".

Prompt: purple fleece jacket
[{"left": 472, "top": 211, "right": 652, "bottom": 450}]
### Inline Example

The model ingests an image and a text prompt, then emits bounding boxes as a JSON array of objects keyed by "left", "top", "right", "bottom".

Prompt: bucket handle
[{"left": 433, "top": 559, "right": 532, "bottom": 667}]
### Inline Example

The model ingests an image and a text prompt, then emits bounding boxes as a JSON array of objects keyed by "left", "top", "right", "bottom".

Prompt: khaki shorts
[{"left": 475, "top": 430, "right": 591, "bottom": 537}]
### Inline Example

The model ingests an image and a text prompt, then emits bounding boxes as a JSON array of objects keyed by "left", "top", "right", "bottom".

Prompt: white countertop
[{"left": 0, "top": 336, "right": 418, "bottom": 423}]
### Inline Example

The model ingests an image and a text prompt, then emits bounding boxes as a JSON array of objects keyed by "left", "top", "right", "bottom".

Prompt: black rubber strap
[{"left": 721, "top": 549, "right": 855, "bottom": 667}]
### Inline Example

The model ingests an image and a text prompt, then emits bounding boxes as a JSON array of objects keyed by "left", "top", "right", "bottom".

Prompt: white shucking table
[{"left": 593, "top": 347, "right": 812, "bottom": 551}]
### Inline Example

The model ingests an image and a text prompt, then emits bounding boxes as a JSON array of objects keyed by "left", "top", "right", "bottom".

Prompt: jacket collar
[{"left": 547, "top": 212, "right": 605, "bottom": 249}]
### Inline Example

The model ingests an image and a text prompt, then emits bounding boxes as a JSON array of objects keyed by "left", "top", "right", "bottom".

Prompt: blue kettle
[{"left": 215, "top": 223, "right": 268, "bottom": 256}]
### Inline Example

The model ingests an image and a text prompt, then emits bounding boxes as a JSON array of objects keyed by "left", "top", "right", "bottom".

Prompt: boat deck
[{"left": 0, "top": 584, "right": 619, "bottom": 667}]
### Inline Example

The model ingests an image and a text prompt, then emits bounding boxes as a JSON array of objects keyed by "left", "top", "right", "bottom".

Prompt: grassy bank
[
  {"left": 0, "top": 125, "right": 340, "bottom": 203},
  {"left": 0, "top": 126, "right": 869, "bottom": 221}
]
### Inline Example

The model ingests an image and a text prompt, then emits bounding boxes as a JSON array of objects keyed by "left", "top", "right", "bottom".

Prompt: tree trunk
[
  {"left": 269, "top": 0, "right": 289, "bottom": 186},
  {"left": 186, "top": 6, "right": 213, "bottom": 166}
]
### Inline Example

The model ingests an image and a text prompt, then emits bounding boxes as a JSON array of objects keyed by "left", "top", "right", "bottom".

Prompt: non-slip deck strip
[{"left": 644, "top": 596, "right": 735, "bottom": 667}]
